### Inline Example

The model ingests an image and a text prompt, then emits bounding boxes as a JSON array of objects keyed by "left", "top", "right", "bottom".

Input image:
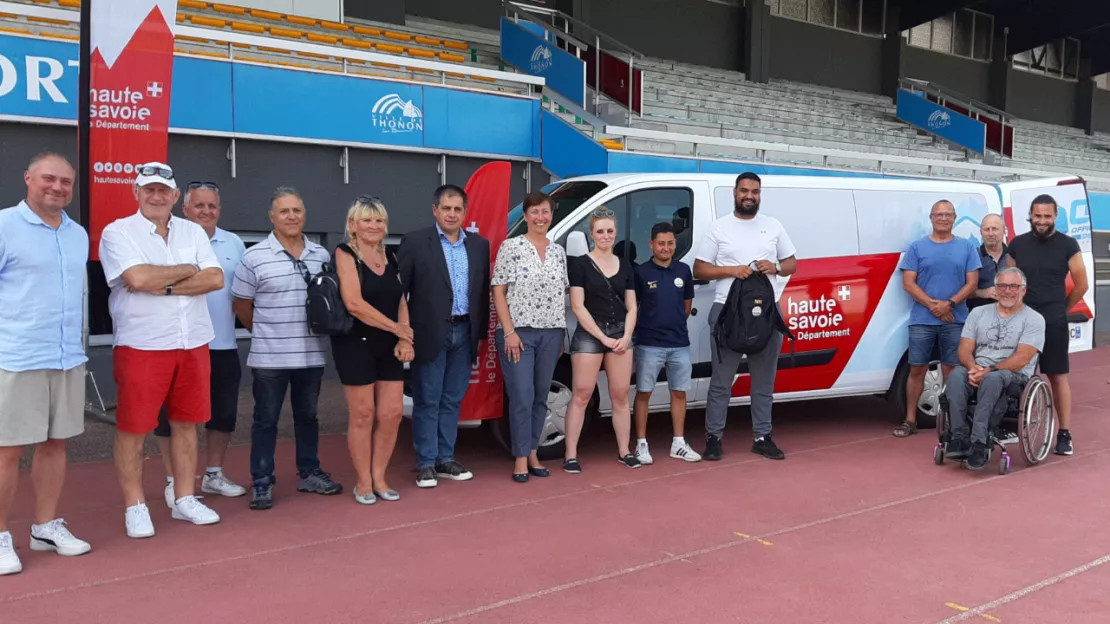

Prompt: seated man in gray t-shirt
[{"left": 944, "top": 267, "right": 1045, "bottom": 470}]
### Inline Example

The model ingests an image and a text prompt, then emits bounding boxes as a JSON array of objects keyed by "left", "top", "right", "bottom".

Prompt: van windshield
[{"left": 507, "top": 181, "right": 608, "bottom": 238}]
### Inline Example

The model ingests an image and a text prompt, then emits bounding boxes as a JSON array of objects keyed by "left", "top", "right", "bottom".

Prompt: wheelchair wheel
[
  {"left": 1018, "top": 377, "right": 1055, "bottom": 465},
  {"left": 933, "top": 444, "right": 945, "bottom": 465},
  {"left": 935, "top": 401, "right": 948, "bottom": 443},
  {"left": 998, "top": 452, "right": 1011, "bottom": 475}
]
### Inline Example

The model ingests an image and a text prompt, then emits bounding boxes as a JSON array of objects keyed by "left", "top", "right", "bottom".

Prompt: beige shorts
[{"left": 0, "top": 365, "right": 86, "bottom": 447}]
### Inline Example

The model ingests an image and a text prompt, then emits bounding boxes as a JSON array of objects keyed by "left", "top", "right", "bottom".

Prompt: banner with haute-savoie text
[{"left": 86, "top": 0, "right": 177, "bottom": 258}]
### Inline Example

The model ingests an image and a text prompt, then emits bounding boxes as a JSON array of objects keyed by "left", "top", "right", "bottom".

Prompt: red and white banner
[
  {"left": 86, "top": 0, "right": 177, "bottom": 258},
  {"left": 459, "top": 162, "right": 512, "bottom": 421}
]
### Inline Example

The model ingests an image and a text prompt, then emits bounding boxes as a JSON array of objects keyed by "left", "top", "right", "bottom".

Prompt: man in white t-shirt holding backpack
[{"left": 694, "top": 172, "right": 798, "bottom": 461}]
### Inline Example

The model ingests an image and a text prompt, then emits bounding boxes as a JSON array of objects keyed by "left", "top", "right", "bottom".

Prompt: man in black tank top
[
  {"left": 396, "top": 185, "right": 491, "bottom": 489},
  {"left": 1007, "top": 194, "right": 1089, "bottom": 457}
]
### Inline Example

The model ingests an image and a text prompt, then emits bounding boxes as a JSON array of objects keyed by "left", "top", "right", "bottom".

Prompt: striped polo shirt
[{"left": 232, "top": 232, "right": 329, "bottom": 369}]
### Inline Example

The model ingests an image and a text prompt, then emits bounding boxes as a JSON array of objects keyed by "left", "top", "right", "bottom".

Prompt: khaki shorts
[{"left": 0, "top": 365, "right": 85, "bottom": 446}]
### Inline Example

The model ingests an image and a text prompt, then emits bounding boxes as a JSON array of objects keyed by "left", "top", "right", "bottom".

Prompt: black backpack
[
  {"left": 715, "top": 270, "right": 795, "bottom": 359},
  {"left": 305, "top": 263, "right": 353, "bottom": 336}
]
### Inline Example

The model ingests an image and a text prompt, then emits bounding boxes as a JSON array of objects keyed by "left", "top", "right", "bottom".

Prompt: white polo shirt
[
  {"left": 100, "top": 210, "right": 221, "bottom": 350},
  {"left": 695, "top": 212, "right": 797, "bottom": 304}
]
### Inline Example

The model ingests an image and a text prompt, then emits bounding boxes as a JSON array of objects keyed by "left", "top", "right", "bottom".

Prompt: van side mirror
[{"left": 566, "top": 231, "right": 589, "bottom": 257}]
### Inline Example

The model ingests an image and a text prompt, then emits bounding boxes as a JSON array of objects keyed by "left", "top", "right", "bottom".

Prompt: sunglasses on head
[
  {"left": 592, "top": 208, "right": 615, "bottom": 218},
  {"left": 138, "top": 165, "right": 174, "bottom": 179},
  {"left": 187, "top": 181, "right": 219, "bottom": 191},
  {"left": 356, "top": 194, "right": 383, "bottom": 205}
]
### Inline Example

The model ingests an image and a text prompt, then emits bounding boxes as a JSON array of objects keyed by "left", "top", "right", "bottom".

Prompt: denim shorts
[
  {"left": 634, "top": 345, "right": 692, "bottom": 392},
  {"left": 908, "top": 323, "right": 962, "bottom": 366}
]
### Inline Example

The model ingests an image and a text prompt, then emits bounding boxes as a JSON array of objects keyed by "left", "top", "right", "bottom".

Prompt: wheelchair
[{"left": 933, "top": 371, "right": 1055, "bottom": 475}]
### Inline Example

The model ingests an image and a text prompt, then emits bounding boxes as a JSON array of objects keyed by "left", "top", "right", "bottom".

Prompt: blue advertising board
[
  {"left": 896, "top": 89, "right": 986, "bottom": 154},
  {"left": 0, "top": 33, "right": 538, "bottom": 159},
  {"left": 500, "top": 17, "right": 585, "bottom": 106}
]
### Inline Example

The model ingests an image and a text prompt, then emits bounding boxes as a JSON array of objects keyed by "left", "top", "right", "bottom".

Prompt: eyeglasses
[
  {"left": 995, "top": 283, "right": 1023, "bottom": 291},
  {"left": 592, "top": 208, "right": 615, "bottom": 218},
  {"left": 356, "top": 194, "right": 383, "bottom": 205},
  {"left": 930, "top": 212, "right": 956, "bottom": 219},
  {"left": 137, "top": 165, "right": 174, "bottom": 179},
  {"left": 281, "top": 251, "right": 311, "bottom": 285},
  {"left": 187, "top": 181, "right": 219, "bottom": 191}
]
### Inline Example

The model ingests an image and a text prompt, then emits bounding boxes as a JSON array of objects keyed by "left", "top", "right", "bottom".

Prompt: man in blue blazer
[{"left": 397, "top": 185, "right": 491, "bottom": 489}]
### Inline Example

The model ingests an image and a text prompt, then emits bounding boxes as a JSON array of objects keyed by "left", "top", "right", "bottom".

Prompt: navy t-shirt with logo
[{"left": 634, "top": 259, "right": 695, "bottom": 348}]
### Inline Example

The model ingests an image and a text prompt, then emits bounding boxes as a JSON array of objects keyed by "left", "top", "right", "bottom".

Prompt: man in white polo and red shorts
[{"left": 99, "top": 162, "right": 225, "bottom": 538}]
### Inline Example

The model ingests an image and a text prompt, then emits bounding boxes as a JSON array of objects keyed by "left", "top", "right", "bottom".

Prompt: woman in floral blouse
[{"left": 492, "top": 192, "right": 568, "bottom": 483}]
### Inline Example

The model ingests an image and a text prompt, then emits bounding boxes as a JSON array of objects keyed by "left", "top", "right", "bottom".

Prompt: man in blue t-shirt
[
  {"left": 632, "top": 223, "right": 701, "bottom": 464},
  {"left": 895, "top": 199, "right": 981, "bottom": 438}
]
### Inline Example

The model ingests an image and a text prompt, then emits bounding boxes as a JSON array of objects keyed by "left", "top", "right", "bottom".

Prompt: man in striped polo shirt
[{"left": 232, "top": 187, "right": 343, "bottom": 510}]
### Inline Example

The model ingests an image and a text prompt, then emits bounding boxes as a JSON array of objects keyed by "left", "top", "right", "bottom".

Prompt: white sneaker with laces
[
  {"left": 635, "top": 440, "right": 654, "bottom": 465},
  {"left": 30, "top": 518, "right": 91, "bottom": 556},
  {"left": 125, "top": 503, "right": 155, "bottom": 539},
  {"left": 0, "top": 531, "right": 21, "bottom": 575},
  {"left": 670, "top": 440, "right": 703, "bottom": 462},
  {"left": 172, "top": 495, "right": 221, "bottom": 526},
  {"left": 202, "top": 471, "right": 247, "bottom": 497},
  {"left": 164, "top": 482, "right": 176, "bottom": 510}
]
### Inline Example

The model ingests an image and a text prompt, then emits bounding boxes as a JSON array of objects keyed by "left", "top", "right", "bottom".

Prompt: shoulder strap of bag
[{"left": 585, "top": 255, "right": 625, "bottom": 308}]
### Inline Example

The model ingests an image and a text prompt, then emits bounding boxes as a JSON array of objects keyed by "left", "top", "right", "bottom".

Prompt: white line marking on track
[{"left": 937, "top": 554, "right": 1110, "bottom": 623}]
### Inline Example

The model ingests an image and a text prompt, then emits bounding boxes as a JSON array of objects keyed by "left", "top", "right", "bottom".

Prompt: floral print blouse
[{"left": 491, "top": 235, "right": 569, "bottom": 329}]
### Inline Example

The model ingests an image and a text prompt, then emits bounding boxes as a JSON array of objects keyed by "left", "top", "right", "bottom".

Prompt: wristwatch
[
  {"left": 989, "top": 365, "right": 999, "bottom": 372},
  {"left": 946, "top": 298, "right": 956, "bottom": 308},
  {"left": 165, "top": 284, "right": 173, "bottom": 296},
  {"left": 773, "top": 261, "right": 781, "bottom": 274}
]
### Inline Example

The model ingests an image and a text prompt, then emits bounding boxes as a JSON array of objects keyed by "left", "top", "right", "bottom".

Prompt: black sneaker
[
  {"left": 416, "top": 466, "right": 438, "bottom": 488},
  {"left": 435, "top": 460, "right": 474, "bottom": 481},
  {"left": 966, "top": 442, "right": 989, "bottom": 470},
  {"left": 752, "top": 435, "right": 785, "bottom": 460},
  {"left": 1054, "top": 430, "right": 1074, "bottom": 456},
  {"left": 249, "top": 484, "right": 273, "bottom": 510},
  {"left": 617, "top": 453, "right": 642, "bottom": 469},
  {"left": 703, "top": 434, "right": 723, "bottom": 461},
  {"left": 946, "top": 437, "right": 971, "bottom": 460},
  {"left": 297, "top": 469, "right": 343, "bottom": 495},
  {"left": 562, "top": 459, "right": 582, "bottom": 474}
]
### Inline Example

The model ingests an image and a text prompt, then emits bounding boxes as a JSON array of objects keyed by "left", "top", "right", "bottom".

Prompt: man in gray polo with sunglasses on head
[{"left": 232, "top": 186, "right": 342, "bottom": 510}]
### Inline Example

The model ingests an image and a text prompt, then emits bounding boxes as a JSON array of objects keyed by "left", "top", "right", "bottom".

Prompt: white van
[{"left": 485, "top": 173, "right": 1095, "bottom": 457}]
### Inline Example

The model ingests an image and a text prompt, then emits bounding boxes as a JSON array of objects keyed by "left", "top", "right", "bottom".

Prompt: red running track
[{"left": 3, "top": 350, "right": 1110, "bottom": 623}]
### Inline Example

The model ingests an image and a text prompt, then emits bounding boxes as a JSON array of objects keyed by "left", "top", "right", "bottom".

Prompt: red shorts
[{"left": 113, "top": 346, "right": 211, "bottom": 434}]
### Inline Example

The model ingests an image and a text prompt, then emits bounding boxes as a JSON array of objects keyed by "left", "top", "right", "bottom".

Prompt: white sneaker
[
  {"left": 164, "top": 482, "right": 176, "bottom": 510},
  {"left": 670, "top": 440, "right": 703, "bottom": 462},
  {"left": 125, "top": 503, "right": 155, "bottom": 539},
  {"left": 202, "top": 471, "right": 247, "bottom": 497},
  {"left": 30, "top": 518, "right": 91, "bottom": 556},
  {"left": 172, "top": 495, "right": 221, "bottom": 526},
  {"left": 635, "top": 440, "right": 654, "bottom": 465},
  {"left": 0, "top": 531, "right": 21, "bottom": 575}
]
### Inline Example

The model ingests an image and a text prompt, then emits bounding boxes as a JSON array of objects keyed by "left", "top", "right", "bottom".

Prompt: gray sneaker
[
  {"left": 249, "top": 484, "right": 273, "bottom": 510},
  {"left": 297, "top": 469, "right": 343, "bottom": 495}
]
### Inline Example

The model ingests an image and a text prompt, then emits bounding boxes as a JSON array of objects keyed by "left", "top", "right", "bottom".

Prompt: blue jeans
[
  {"left": 908, "top": 323, "right": 963, "bottom": 366},
  {"left": 411, "top": 322, "right": 472, "bottom": 468},
  {"left": 944, "top": 366, "right": 1023, "bottom": 445},
  {"left": 634, "top": 345, "right": 692, "bottom": 393},
  {"left": 249, "top": 367, "right": 324, "bottom": 486},
  {"left": 496, "top": 327, "right": 563, "bottom": 458}
]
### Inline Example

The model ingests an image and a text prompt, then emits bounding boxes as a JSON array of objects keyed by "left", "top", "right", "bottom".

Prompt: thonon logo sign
[
  {"left": 370, "top": 93, "right": 423, "bottom": 134},
  {"left": 927, "top": 109, "right": 952, "bottom": 130}
]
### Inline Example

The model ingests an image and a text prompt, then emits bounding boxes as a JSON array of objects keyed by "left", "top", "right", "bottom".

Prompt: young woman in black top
[
  {"left": 333, "top": 197, "right": 414, "bottom": 505},
  {"left": 565, "top": 209, "right": 639, "bottom": 471}
]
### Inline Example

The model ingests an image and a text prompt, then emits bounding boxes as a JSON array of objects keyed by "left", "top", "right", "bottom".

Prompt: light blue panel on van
[{"left": 1090, "top": 192, "right": 1110, "bottom": 231}]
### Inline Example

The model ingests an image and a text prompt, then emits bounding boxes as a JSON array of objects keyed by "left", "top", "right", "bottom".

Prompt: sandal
[{"left": 892, "top": 420, "right": 918, "bottom": 438}]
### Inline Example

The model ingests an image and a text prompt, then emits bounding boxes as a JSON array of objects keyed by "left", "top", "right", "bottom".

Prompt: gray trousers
[
  {"left": 706, "top": 302, "right": 783, "bottom": 440},
  {"left": 944, "top": 365, "right": 1023, "bottom": 445},
  {"left": 496, "top": 327, "right": 564, "bottom": 458}
]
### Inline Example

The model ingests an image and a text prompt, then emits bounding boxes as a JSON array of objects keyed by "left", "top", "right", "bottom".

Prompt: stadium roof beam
[
  {"left": 894, "top": 0, "right": 975, "bottom": 31},
  {"left": 1003, "top": 1, "right": 1110, "bottom": 54}
]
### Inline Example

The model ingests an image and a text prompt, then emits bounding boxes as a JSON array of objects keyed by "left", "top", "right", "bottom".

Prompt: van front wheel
[{"left": 886, "top": 359, "right": 942, "bottom": 429}]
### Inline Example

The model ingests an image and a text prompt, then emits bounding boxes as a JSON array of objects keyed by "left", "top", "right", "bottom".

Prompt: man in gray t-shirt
[{"left": 944, "top": 267, "right": 1045, "bottom": 470}]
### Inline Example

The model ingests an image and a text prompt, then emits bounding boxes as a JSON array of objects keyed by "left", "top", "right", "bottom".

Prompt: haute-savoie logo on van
[
  {"left": 530, "top": 45, "right": 553, "bottom": 72},
  {"left": 371, "top": 93, "right": 423, "bottom": 134},
  {"left": 927, "top": 110, "right": 952, "bottom": 130}
]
